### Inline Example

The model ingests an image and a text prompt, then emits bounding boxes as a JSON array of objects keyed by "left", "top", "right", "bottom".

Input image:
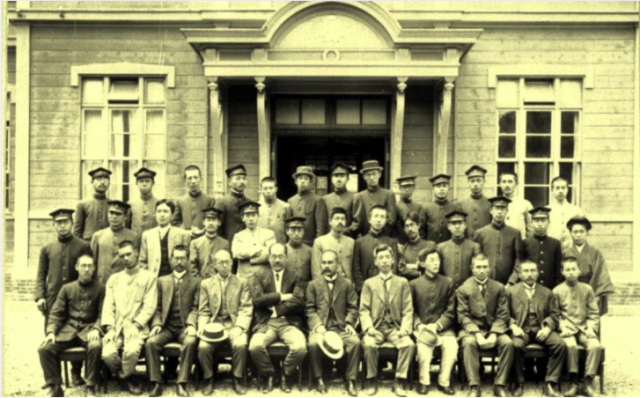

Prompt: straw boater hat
[
  {"left": 360, "top": 160, "right": 383, "bottom": 174},
  {"left": 413, "top": 328, "right": 441, "bottom": 347},
  {"left": 319, "top": 331, "right": 344, "bottom": 360},
  {"left": 292, "top": 165, "right": 315, "bottom": 180},
  {"left": 200, "top": 323, "right": 228, "bottom": 343}
]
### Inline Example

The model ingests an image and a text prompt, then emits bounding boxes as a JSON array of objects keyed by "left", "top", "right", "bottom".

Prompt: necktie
[
  {"left": 479, "top": 283, "right": 486, "bottom": 297},
  {"left": 275, "top": 272, "right": 280, "bottom": 282}
]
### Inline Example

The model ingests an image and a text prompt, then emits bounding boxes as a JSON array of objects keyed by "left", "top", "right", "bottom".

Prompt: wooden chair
[
  {"left": 59, "top": 347, "right": 87, "bottom": 388},
  {"left": 377, "top": 342, "right": 414, "bottom": 389},
  {"left": 266, "top": 341, "right": 303, "bottom": 391},
  {"left": 161, "top": 342, "right": 201, "bottom": 383}
]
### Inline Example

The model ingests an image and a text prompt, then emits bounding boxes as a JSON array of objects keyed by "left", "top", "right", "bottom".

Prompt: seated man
[
  {"left": 306, "top": 250, "right": 361, "bottom": 396},
  {"left": 38, "top": 254, "right": 105, "bottom": 397},
  {"left": 457, "top": 253, "right": 513, "bottom": 397},
  {"left": 101, "top": 241, "right": 157, "bottom": 395},
  {"left": 410, "top": 248, "right": 457, "bottom": 395},
  {"left": 553, "top": 256, "right": 602, "bottom": 398},
  {"left": 507, "top": 260, "right": 566, "bottom": 397},
  {"left": 249, "top": 243, "right": 308, "bottom": 394},
  {"left": 360, "top": 244, "right": 415, "bottom": 397},
  {"left": 197, "top": 250, "right": 252, "bottom": 395},
  {"left": 145, "top": 245, "right": 200, "bottom": 397}
]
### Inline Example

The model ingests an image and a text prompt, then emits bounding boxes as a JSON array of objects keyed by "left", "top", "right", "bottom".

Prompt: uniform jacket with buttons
[
  {"left": 316, "top": 190, "right": 358, "bottom": 237},
  {"left": 437, "top": 237, "right": 481, "bottom": 287},
  {"left": 456, "top": 277, "right": 510, "bottom": 338},
  {"left": 353, "top": 186, "right": 397, "bottom": 237},
  {"left": 305, "top": 274, "right": 359, "bottom": 332},
  {"left": 90, "top": 227, "right": 140, "bottom": 285},
  {"left": 312, "top": 233, "right": 354, "bottom": 280},
  {"left": 198, "top": 274, "right": 253, "bottom": 331},
  {"left": 523, "top": 235, "right": 563, "bottom": 289},
  {"left": 127, "top": 194, "right": 159, "bottom": 236},
  {"left": 360, "top": 274, "right": 413, "bottom": 334},
  {"left": 171, "top": 191, "right": 216, "bottom": 231},
  {"left": 214, "top": 191, "right": 247, "bottom": 243},
  {"left": 410, "top": 273, "right": 456, "bottom": 334},
  {"left": 507, "top": 282, "right": 558, "bottom": 331},
  {"left": 474, "top": 222, "right": 523, "bottom": 286},
  {"left": 151, "top": 273, "right": 200, "bottom": 329},
  {"left": 258, "top": 198, "right": 289, "bottom": 244},
  {"left": 352, "top": 230, "right": 398, "bottom": 292},
  {"left": 286, "top": 190, "right": 322, "bottom": 245},
  {"left": 398, "top": 238, "right": 436, "bottom": 280},
  {"left": 552, "top": 282, "right": 600, "bottom": 335},
  {"left": 286, "top": 242, "right": 313, "bottom": 286},
  {"left": 46, "top": 280, "right": 105, "bottom": 342},
  {"left": 74, "top": 193, "right": 110, "bottom": 241},
  {"left": 139, "top": 226, "right": 191, "bottom": 277},
  {"left": 425, "top": 198, "right": 457, "bottom": 244},
  {"left": 395, "top": 197, "right": 428, "bottom": 244},
  {"left": 189, "top": 234, "right": 230, "bottom": 278},
  {"left": 456, "top": 194, "right": 492, "bottom": 239},
  {"left": 231, "top": 227, "right": 276, "bottom": 268}
]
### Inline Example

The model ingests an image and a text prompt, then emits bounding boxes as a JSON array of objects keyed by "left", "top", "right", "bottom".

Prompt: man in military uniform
[
  {"left": 352, "top": 205, "right": 398, "bottom": 293},
  {"left": 499, "top": 172, "right": 533, "bottom": 240},
  {"left": 139, "top": 199, "right": 191, "bottom": 278},
  {"left": 38, "top": 254, "right": 105, "bottom": 397},
  {"left": 437, "top": 211, "right": 481, "bottom": 287},
  {"left": 523, "top": 207, "right": 563, "bottom": 289},
  {"left": 316, "top": 162, "right": 358, "bottom": 237},
  {"left": 395, "top": 175, "right": 427, "bottom": 244},
  {"left": 474, "top": 196, "right": 523, "bottom": 286},
  {"left": 547, "top": 177, "right": 584, "bottom": 248},
  {"left": 312, "top": 207, "right": 354, "bottom": 280},
  {"left": 215, "top": 164, "right": 249, "bottom": 244},
  {"left": 91, "top": 201, "right": 140, "bottom": 285},
  {"left": 172, "top": 165, "right": 216, "bottom": 239},
  {"left": 232, "top": 201, "right": 276, "bottom": 280},
  {"left": 36, "top": 208, "right": 93, "bottom": 387},
  {"left": 189, "top": 208, "right": 230, "bottom": 278},
  {"left": 456, "top": 165, "right": 492, "bottom": 239},
  {"left": 145, "top": 245, "right": 200, "bottom": 397},
  {"left": 258, "top": 177, "right": 289, "bottom": 244},
  {"left": 127, "top": 167, "right": 159, "bottom": 236},
  {"left": 397, "top": 211, "right": 436, "bottom": 281},
  {"left": 101, "top": 241, "right": 157, "bottom": 395},
  {"left": 74, "top": 167, "right": 111, "bottom": 241},
  {"left": 425, "top": 174, "right": 456, "bottom": 244},
  {"left": 284, "top": 216, "right": 313, "bottom": 284},
  {"left": 353, "top": 160, "right": 397, "bottom": 237},
  {"left": 286, "top": 166, "right": 321, "bottom": 246}
]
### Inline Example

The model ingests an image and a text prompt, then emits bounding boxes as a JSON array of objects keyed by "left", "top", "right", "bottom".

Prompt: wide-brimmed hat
[
  {"left": 360, "top": 160, "right": 383, "bottom": 174},
  {"left": 292, "top": 166, "right": 315, "bottom": 179},
  {"left": 200, "top": 323, "right": 228, "bottom": 343},
  {"left": 413, "top": 328, "right": 441, "bottom": 347},
  {"left": 319, "top": 331, "right": 344, "bottom": 360}
]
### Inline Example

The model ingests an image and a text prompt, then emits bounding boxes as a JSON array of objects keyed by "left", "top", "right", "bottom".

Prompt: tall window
[
  {"left": 496, "top": 78, "right": 581, "bottom": 207},
  {"left": 81, "top": 77, "right": 166, "bottom": 202}
]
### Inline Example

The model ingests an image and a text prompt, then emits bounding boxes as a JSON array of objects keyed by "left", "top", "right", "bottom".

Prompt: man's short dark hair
[
  {"left": 418, "top": 247, "right": 441, "bottom": 263},
  {"left": 156, "top": 199, "right": 176, "bottom": 214},
  {"left": 268, "top": 242, "right": 288, "bottom": 256},
  {"left": 76, "top": 253, "right": 95, "bottom": 266},
  {"left": 404, "top": 211, "right": 421, "bottom": 227},
  {"left": 330, "top": 207, "right": 347, "bottom": 220},
  {"left": 499, "top": 171, "right": 519, "bottom": 184},
  {"left": 118, "top": 240, "right": 136, "bottom": 251},
  {"left": 471, "top": 252, "right": 489, "bottom": 266},
  {"left": 561, "top": 256, "right": 578, "bottom": 270},
  {"left": 369, "top": 205, "right": 387, "bottom": 216},
  {"left": 261, "top": 176, "right": 277, "bottom": 187},
  {"left": 183, "top": 165, "right": 202, "bottom": 178},
  {"left": 373, "top": 244, "right": 393, "bottom": 258},
  {"left": 519, "top": 259, "right": 538, "bottom": 272},
  {"left": 171, "top": 244, "right": 189, "bottom": 258},
  {"left": 551, "top": 176, "right": 569, "bottom": 189}
]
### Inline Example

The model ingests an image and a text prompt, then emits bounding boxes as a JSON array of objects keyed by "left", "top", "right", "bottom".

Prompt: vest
[
  {"left": 215, "top": 279, "right": 231, "bottom": 322},
  {"left": 158, "top": 231, "right": 171, "bottom": 277},
  {"left": 167, "top": 278, "right": 183, "bottom": 330},
  {"left": 381, "top": 279, "right": 394, "bottom": 329},
  {"left": 523, "top": 295, "right": 541, "bottom": 333},
  {"left": 325, "top": 281, "right": 339, "bottom": 330}
]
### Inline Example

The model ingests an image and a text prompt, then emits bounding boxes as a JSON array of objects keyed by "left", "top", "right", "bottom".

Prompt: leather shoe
[
  {"left": 437, "top": 384, "right": 455, "bottom": 395},
  {"left": 545, "top": 382, "right": 562, "bottom": 398},
  {"left": 262, "top": 375, "right": 274, "bottom": 394},
  {"left": 468, "top": 385, "right": 481, "bottom": 397},
  {"left": 48, "top": 384, "right": 65, "bottom": 397},
  {"left": 565, "top": 383, "right": 579, "bottom": 397},
  {"left": 119, "top": 378, "right": 141, "bottom": 395},
  {"left": 281, "top": 373, "right": 293, "bottom": 393},
  {"left": 346, "top": 380, "right": 358, "bottom": 397},
  {"left": 71, "top": 369, "right": 86, "bottom": 387},
  {"left": 393, "top": 378, "right": 407, "bottom": 397},
  {"left": 583, "top": 378, "right": 598, "bottom": 397},
  {"left": 494, "top": 385, "right": 509, "bottom": 397},
  {"left": 316, "top": 377, "right": 327, "bottom": 394},
  {"left": 232, "top": 377, "right": 246, "bottom": 395},
  {"left": 176, "top": 383, "right": 189, "bottom": 397},
  {"left": 149, "top": 383, "right": 163, "bottom": 397},
  {"left": 512, "top": 383, "right": 524, "bottom": 397},
  {"left": 417, "top": 384, "right": 429, "bottom": 394},
  {"left": 201, "top": 378, "right": 214, "bottom": 395},
  {"left": 365, "top": 378, "right": 378, "bottom": 396}
]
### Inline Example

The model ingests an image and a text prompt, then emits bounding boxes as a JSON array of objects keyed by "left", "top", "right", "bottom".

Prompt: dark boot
[
  {"left": 48, "top": 384, "right": 65, "bottom": 397},
  {"left": 316, "top": 377, "right": 327, "bottom": 394},
  {"left": 365, "top": 378, "right": 378, "bottom": 396},
  {"left": 437, "top": 384, "right": 455, "bottom": 395},
  {"left": 123, "top": 377, "right": 142, "bottom": 395},
  {"left": 262, "top": 374, "right": 274, "bottom": 394},
  {"left": 583, "top": 377, "right": 598, "bottom": 397},
  {"left": 232, "top": 378, "right": 246, "bottom": 395},
  {"left": 201, "top": 378, "right": 215, "bottom": 395},
  {"left": 149, "top": 382, "right": 163, "bottom": 397},
  {"left": 512, "top": 382, "right": 524, "bottom": 397},
  {"left": 545, "top": 382, "right": 562, "bottom": 398},
  {"left": 281, "top": 373, "right": 293, "bottom": 393},
  {"left": 176, "top": 383, "right": 189, "bottom": 397},
  {"left": 468, "top": 385, "right": 481, "bottom": 397},
  {"left": 346, "top": 380, "right": 358, "bottom": 397},
  {"left": 566, "top": 374, "right": 580, "bottom": 397},
  {"left": 71, "top": 368, "right": 86, "bottom": 387},
  {"left": 494, "top": 385, "right": 509, "bottom": 397},
  {"left": 417, "top": 384, "right": 429, "bottom": 394},
  {"left": 392, "top": 378, "right": 407, "bottom": 397}
]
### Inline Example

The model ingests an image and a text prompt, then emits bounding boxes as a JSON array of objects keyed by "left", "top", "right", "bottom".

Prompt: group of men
[{"left": 35, "top": 160, "right": 614, "bottom": 398}]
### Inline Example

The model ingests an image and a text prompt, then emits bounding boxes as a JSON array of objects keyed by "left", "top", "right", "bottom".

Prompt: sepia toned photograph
[{"left": 1, "top": 1, "right": 639, "bottom": 397}]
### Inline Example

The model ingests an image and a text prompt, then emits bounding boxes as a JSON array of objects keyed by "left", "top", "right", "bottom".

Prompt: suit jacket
[
  {"left": 139, "top": 226, "right": 191, "bottom": 276},
  {"left": 305, "top": 275, "right": 359, "bottom": 333},
  {"left": 507, "top": 282, "right": 558, "bottom": 332},
  {"left": 250, "top": 266, "right": 306, "bottom": 333},
  {"left": 456, "top": 277, "right": 509, "bottom": 338},
  {"left": 360, "top": 274, "right": 413, "bottom": 334},
  {"left": 198, "top": 274, "right": 253, "bottom": 332},
  {"left": 189, "top": 234, "right": 230, "bottom": 278},
  {"left": 151, "top": 273, "right": 200, "bottom": 329},
  {"left": 46, "top": 280, "right": 105, "bottom": 342}
]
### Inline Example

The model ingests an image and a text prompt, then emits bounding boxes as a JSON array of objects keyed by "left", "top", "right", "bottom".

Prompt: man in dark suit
[
  {"left": 214, "top": 164, "right": 249, "bottom": 244},
  {"left": 457, "top": 253, "right": 514, "bottom": 397},
  {"left": 248, "top": 243, "right": 308, "bottom": 394},
  {"left": 145, "top": 244, "right": 200, "bottom": 397},
  {"left": 198, "top": 249, "right": 253, "bottom": 395},
  {"left": 74, "top": 167, "right": 111, "bottom": 240},
  {"left": 522, "top": 207, "right": 563, "bottom": 289},
  {"left": 507, "top": 260, "right": 566, "bottom": 397},
  {"left": 306, "top": 250, "right": 360, "bottom": 396}
]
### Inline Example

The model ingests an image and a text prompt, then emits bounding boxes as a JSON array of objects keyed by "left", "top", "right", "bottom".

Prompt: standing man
[
  {"left": 316, "top": 162, "right": 358, "bottom": 237},
  {"left": 284, "top": 216, "right": 313, "bottom": 284},
  {"left": 499, "top": 172, "right": 533, "bottom": 239},
  {"left": 74, "top": 167, "right": 111, "bottom": 241},
  {"left": 127, "top": 167, "right": 159, "bottom": 236},
  {"left": 259, "top": 177, "right": 289, "bottom": 244},
  {"left": 523, "top": 207, "right": 563, "bottom": 289},
  {"left": 101, "top": 241, "right": 157, "bottom": 395},
  {"left": 410, "top": 248, "right": 457, "bottom": 395},
  {"left": 352, "top": 205, "right": 398, "bottom": 293},
  {"left": 139, "top": 199, "right": 191, "bottom": 278},
  {"left": 38, "top": 254, "right": 105, "bottom": 397},
  {"left": 547, "top": 177, "right": 584, "bottom": 248},
  {"left": 425, "top": 174, "right": 456, "bottom": 244},
  {"left": 91, "top": 200, "right": 140, "bottom": 285},
  {"left": 215, "top": 164, "right": 249, "bottom": 243},
  {"left": 286, "top": 166, "right": 321, "bottom": 246},
  {"left": 306, "top": 250, "right": 361, "bottom": 396},
  {"left": 457, "top": 253, "right": 514, "bottom": 397},
  {"left": 248, "top": 243, "right": 308, "bottom": 394},
  {"left": 474, "top": 196, "right": 523, "bottom": 286},
  {"left": 145, "top": 245, "right": 199, "bottom": 397},
  {"left": 232, "top": 201, "right": 276, "bottom": 280},
  {"left": 172, "top": 165, "right": 216, "bottom": 239},
  {"left": 397, "top": 211, "right": 437, "bottom": 281},
  {"left": 360, "top": 244, "right": 415, "bottom": 397},
  {"left": 198, "top": 250, "right": 253, "bottom": 395},
  {"left": 437, "top": 211, "right": 481, "bottom": 287},
  {"left": 189, "top": 208, "right": 229, "bottom": 279},
  {"left": 456, "top": 165, "right": 492, "bottom": 238},
  {"left": 312, "top": 207, "right": 355, "bottom": 280},
  {"left": 395, "top": 175, "right": 427, "bottom": 244},
  {"left": 353, "top": 160, "right": 397, "bottom": 237},
  {"left": 508, "top": 260, "right": 566, "bottom": 398}
]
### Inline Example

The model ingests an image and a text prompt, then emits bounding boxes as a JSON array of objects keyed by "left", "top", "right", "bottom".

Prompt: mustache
[{"left": 321, "top": 268, "right": 333, "bottom": 275}]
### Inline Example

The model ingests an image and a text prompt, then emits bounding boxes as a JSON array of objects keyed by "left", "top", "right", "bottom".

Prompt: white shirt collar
[
  {"left": 575, "top": 243, "right": 585, "bottom": 252},
  {"left": 173, "top": 270, "right": 186, "bottom": 280},
  {"left": 324, "top": 274, "right": 338, "bottom": 283},
  {"left": 380, "top": 272, "right": 392, "bottom": 282}
]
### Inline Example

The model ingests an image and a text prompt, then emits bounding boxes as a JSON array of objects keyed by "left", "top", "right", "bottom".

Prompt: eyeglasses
[{"left": 269, "top": 254, "right": 286, "bottom": 260}]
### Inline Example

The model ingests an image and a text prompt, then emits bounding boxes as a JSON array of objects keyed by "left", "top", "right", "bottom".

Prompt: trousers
[
  {"left": 102, "top": 334, "right": 145, "bottom": 379},
  {"left": 308, "top": 329, "right": 361, "bottom": 381},
  {"left": 249, "top": 318, "right": 307, "bottom": 376},
  {"left": 145, "top": 327, "right": 198, "bottom": 384},
  {"left": 461, "top": 334, "right": 514, "bottom": 386},
  {"left": 564, "top": 332, "right": 602, "bottom": 377},
  {"left": 198, "top": 321, "right": 248, "bottom": 380},
  {"left": 38, "top": 337, "right": 102, "bottom": 387},
  {"left": 362, "top": 326, "right": 415, "bottom": 380},
  {"left": 512, "top": 331, "right": 566, "bottom": 383},
  {"left": 416, "top": 335, "right": 458, "bottom": 387}
]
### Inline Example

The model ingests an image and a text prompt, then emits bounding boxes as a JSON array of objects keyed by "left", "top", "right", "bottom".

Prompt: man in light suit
[
  {"left": 360, "top": 244, "right": 414, "bottom": 397},
  {"left": 198, "top": 250, "right": 252, "bottom": 395},
  {"left": 145, "top": 245, "right": 200, "bottom": 397},
  {"left": 140, "top": 199, "right": 191, "bottom": 278},
  {"left": 189, "top": 208, "right": 229, "bottom": 278}
]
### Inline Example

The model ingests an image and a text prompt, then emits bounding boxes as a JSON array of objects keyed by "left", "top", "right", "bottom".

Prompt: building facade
[{"left": 3, "top": 1, "right": 640, "bottom": 312}]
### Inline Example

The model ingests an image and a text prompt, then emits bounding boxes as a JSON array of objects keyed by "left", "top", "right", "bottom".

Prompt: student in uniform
[
  {"left": 215, "top": 164, "right": 249, "bottom": 244},
  {"left": 456, "top": 165, "right": 492, "bottom": 238},
  {"left": 316, "top": 162, "right": 358, "bottom": 237},
  {"left": 425, "top": 174, "right": 456, "bottom": 244},
  {"left": 352, "top": 160, "right": 397, "bottom": 237},
  {"left": 394, "top": 175, "right": 427, "bottom": 244},
  {"left": 127, "top": 167, "right": 159, "bottom": 236},
  {"left": 172, "top": 165, "right": 216, "bottom": 239},
  {"left": 74, "top": 167, "right": 111, "bottom": 241},
  {"left": 437, "top": 210, "right": 481, "bottom": 287},
  {"left": 286, "top": 166, "right": 321, "bottom": 246}
]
